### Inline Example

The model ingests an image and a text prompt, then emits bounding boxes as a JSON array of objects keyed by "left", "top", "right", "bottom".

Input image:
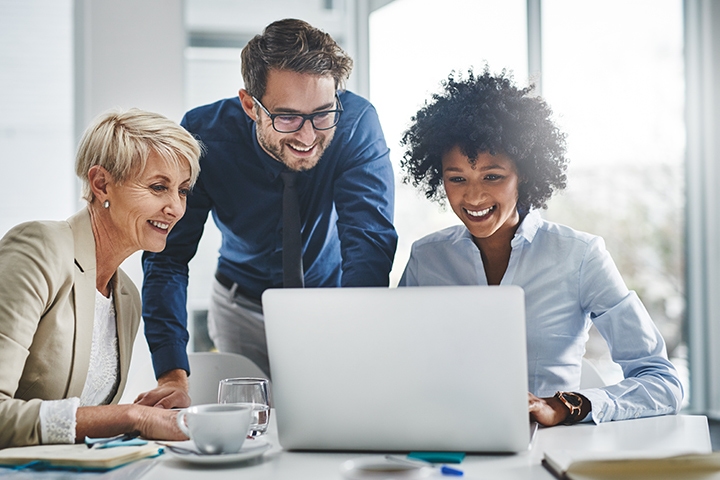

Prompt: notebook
[
  {"left": 0, "top": 443, "right": 161, "bottom": 471},
  {"left": 262, "top": 285, "right": 530, "bottom": 453},
  {"left": 542, "top": 449, "right": 720, "bottom": 480}
]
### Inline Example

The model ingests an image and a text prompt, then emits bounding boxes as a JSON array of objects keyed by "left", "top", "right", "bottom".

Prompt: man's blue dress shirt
[
  {"left": 142, "top": 91, "right": 397, "bottom": 377},
  {"left": 399, "top": 210, "right": 682, "bottom": 423}
]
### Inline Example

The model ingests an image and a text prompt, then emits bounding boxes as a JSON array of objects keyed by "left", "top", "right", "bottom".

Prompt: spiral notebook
[{"left": 262, "top": 285, "right": 531, "bottom": 453}]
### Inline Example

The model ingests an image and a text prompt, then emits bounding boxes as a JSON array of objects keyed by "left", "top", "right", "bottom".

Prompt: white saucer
[
  {"left": 164, "top": 438, "right": 271, "bottom": 465},
  {"left": 340, "top": 456, "right": 432, "bottom": 479}
]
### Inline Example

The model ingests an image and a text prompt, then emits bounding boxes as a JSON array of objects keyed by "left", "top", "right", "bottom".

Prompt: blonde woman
[{"left": 0, "top": 108, "right": 201, "bottom": 448}]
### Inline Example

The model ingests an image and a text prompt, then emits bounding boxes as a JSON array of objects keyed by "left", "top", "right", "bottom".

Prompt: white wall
[{"left": 0, "top": 0, "right": 75, "bottom": 237}]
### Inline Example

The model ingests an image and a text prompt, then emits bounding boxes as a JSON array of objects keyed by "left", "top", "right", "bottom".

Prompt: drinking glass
[{"left": 218, "top": 377, "right": 270, "bottom": 437}]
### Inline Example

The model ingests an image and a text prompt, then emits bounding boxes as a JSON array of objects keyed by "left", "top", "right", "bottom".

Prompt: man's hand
[
  {"left": 134, "top": 368, "right": 191, "bottom": 409},
  {"left": 528, "top": 392, "right": 571, "bottom": 427}
]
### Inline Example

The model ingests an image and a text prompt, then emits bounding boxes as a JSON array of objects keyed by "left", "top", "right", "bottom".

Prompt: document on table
[{"left": 542, "top": 449, "right": 720, "bottom": 480}]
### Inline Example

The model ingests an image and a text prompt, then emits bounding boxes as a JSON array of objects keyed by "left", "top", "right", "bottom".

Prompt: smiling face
[
  {"left": 442, "top": 147, "right": 521, "bottom": 248},
  {"left": 104, "top": 150, "right": 192, "bottom": 253},
  {"left": 240, "top": 69, "right": 337, "bottom": 171}
]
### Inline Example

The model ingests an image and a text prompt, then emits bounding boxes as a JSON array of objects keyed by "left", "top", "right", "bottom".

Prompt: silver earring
[{"left": 103, "top": 200, "right": 110, "bottom": 209}]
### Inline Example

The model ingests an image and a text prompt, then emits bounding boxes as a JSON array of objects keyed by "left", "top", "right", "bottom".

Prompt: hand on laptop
[{"left": 528, "top": 392, "right": 591, "bottom": 427}]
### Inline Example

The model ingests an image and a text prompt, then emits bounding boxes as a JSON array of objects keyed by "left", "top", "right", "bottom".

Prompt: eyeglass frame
[{"left": 251, "top": 93, "right": 344, "bottom": 133}]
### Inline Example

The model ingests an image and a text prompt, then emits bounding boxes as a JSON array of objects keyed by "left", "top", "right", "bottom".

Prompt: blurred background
[{"left": 2, "top": 0, "right": 720, "bottom": 418}]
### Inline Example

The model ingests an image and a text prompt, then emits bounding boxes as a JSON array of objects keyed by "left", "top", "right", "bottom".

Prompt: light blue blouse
[{"left": 399, "top": 210, "right": 683, "bottom": 423}]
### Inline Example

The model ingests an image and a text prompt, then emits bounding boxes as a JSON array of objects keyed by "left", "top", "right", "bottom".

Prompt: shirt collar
[
  {"left": 513, "top": 209, "right": 543, "bottom": 245},
  {"left": 455, "top": 209, "right": 543, "bottom": 246}
]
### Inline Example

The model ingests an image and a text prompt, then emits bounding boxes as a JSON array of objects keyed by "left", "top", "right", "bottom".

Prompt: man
[{"left": 135, "top": 19, "right": 397, "bottom": 408}]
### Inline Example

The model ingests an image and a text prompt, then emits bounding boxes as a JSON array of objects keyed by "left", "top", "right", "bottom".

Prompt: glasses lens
[
  {"left": 270, "top": 109, "right": 341, "bottom": 133},
  {"left": 273, "top": 115, "right": 304, "bottom": 133},
  {"left": 311, "top": 111, "right": 340, "bottom": 130}
]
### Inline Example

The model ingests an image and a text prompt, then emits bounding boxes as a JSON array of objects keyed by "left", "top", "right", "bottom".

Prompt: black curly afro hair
[{"left": 400, "top": 67, "right": 568, "bottom": 211}]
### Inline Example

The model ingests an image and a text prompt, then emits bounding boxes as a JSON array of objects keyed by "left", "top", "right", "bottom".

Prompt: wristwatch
[{"left": 554, "top": 391, "right": 584, "bottom": 425}]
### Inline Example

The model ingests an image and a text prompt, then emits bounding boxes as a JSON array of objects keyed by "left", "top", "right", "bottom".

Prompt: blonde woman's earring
[{"left": 103, "top": 200, "right": 110, "bottom": 209}]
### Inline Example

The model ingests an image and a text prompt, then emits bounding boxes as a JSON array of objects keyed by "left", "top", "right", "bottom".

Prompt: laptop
[{"left": 262, "top": 285, "right": 530, "bottom": 453}]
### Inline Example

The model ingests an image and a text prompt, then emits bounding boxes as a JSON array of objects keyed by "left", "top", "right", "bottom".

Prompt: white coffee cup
[{"left": 176, "top": 403, "right": 253, "bottom": 454}]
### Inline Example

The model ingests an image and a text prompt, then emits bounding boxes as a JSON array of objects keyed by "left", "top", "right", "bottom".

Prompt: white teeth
[
  {"left": 290, "top": 144, "right": 312, "bottom": 152},
  {"left": 149, "top": 220, "right": 169, "bottom": 230},
  {"left": 465, "top": 206, "right": 493, "bottom": 217}
]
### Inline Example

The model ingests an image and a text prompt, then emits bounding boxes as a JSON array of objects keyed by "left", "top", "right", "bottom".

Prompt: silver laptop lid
[{"left": 263, "top": 285, "right": 529, "bottom": 452}]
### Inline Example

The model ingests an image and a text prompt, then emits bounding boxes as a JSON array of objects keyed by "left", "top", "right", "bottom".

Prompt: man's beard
[{"left": 256, "top": 127, "right": 334, "bottom": 172}]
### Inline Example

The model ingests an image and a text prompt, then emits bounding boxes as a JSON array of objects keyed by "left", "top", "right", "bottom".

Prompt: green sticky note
[{"left": 408, "top": 451, "right": 466, "bottom": 464}]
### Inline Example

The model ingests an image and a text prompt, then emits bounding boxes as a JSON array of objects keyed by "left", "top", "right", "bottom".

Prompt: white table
[{"left": 142, "top": 414, "right": 711, "bottom": 479}]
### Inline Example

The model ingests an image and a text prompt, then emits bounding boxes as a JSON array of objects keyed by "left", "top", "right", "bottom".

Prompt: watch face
[
  {"left": 562, "top": 392, "right": 582, "bottom": 407},
  {"left": 556, "top": 391, "right": 584, "bottom": 425}
]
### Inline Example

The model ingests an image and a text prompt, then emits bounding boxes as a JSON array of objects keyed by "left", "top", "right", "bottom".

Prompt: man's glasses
[{"left": 252, "top": 94, "right": 343, "bottom": 133}]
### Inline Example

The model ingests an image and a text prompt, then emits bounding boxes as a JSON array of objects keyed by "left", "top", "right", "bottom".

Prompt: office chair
[
  {"left": 579, "top": 357, "right": 608, "bottom": 389},
  {"left": 188, "top": 351, "right": 268, "bottom": 405}
]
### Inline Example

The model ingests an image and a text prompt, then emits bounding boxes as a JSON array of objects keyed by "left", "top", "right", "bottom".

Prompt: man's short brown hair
[{"left": 241, "top": 18, "right": 353, "bottom": 99}]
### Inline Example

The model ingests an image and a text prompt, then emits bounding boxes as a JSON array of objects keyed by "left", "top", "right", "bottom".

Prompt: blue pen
[{"left": 385, "top": 455, "right": 464, "bottom": 476}]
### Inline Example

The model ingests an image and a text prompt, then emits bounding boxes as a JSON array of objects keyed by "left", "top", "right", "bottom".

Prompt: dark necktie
[{"left": 280, "top": 171, "right": 304, "bottom": 288}]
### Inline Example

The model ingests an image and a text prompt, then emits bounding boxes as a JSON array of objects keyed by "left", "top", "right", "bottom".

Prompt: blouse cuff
[
  {"left": 579, "top": 388, "right": 613, "bottom": 424},
  {"left": 39, "top": 397, "right": 80, "bottom": 444}
]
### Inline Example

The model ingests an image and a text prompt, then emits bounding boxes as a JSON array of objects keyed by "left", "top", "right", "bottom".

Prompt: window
[
  {"left": 371, "top": 0, "right": 687, "bottom": 398},
  {"left": 541, "top": 0, "right": 686, "bottom": 395},
  {"left": 370, "top": 0, "right": 528, "bottom": 285}
]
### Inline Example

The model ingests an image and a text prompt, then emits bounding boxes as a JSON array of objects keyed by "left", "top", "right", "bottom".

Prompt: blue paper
[
  {"left": 96, "top": 438, "right": 147, "bottom": 449},
  {"left": 408, "top": 451, "right": 466, "bottom": 464}
]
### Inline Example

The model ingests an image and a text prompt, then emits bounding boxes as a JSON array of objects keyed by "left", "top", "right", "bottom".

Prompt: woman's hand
[
  {"left": 75, "top": 404, "right": 187, "bottom": 442},
  {"left": 528, "top": 392, "right": 591, "bottom": 427},
  {"left": 528, "top": 392, "right": 571, "bottom": 427},
  {"left": 134, "top": 369, "right": 191, "bottom": 409},
  {"left": 131, "top": 405, "right": 187, "bottom": 441}
]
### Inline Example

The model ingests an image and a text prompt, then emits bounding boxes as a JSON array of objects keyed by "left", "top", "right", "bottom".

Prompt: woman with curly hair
[{"left": 399, "top": 68, "right": 682, "bottom": 427}]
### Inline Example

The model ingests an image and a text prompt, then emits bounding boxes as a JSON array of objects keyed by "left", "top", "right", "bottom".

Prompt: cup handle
[{"left": 176, "top": 409, "right": 190, "bottom": 437}]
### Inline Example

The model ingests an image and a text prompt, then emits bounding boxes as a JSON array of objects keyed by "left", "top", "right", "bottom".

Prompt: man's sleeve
[
  {"left": 333, "top": 102, "right": 398, "bottom": 287},
  {"left": 141, "top": 115, "right": 212, "bottom": 379}
]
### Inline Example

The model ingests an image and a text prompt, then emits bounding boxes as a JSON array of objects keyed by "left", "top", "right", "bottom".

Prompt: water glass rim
[{"left": 220, "top": 377, "right": 268, "bottom": 385}]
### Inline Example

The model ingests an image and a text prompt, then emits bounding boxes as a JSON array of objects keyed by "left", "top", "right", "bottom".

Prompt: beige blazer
[{"left": 0, "top": 208, "right": 141, "bottom": 448}]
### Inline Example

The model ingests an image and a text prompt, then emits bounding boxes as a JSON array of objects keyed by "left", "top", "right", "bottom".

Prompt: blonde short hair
[{"left": 75, "top": 108, "right": 202, "bottom": 202}]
